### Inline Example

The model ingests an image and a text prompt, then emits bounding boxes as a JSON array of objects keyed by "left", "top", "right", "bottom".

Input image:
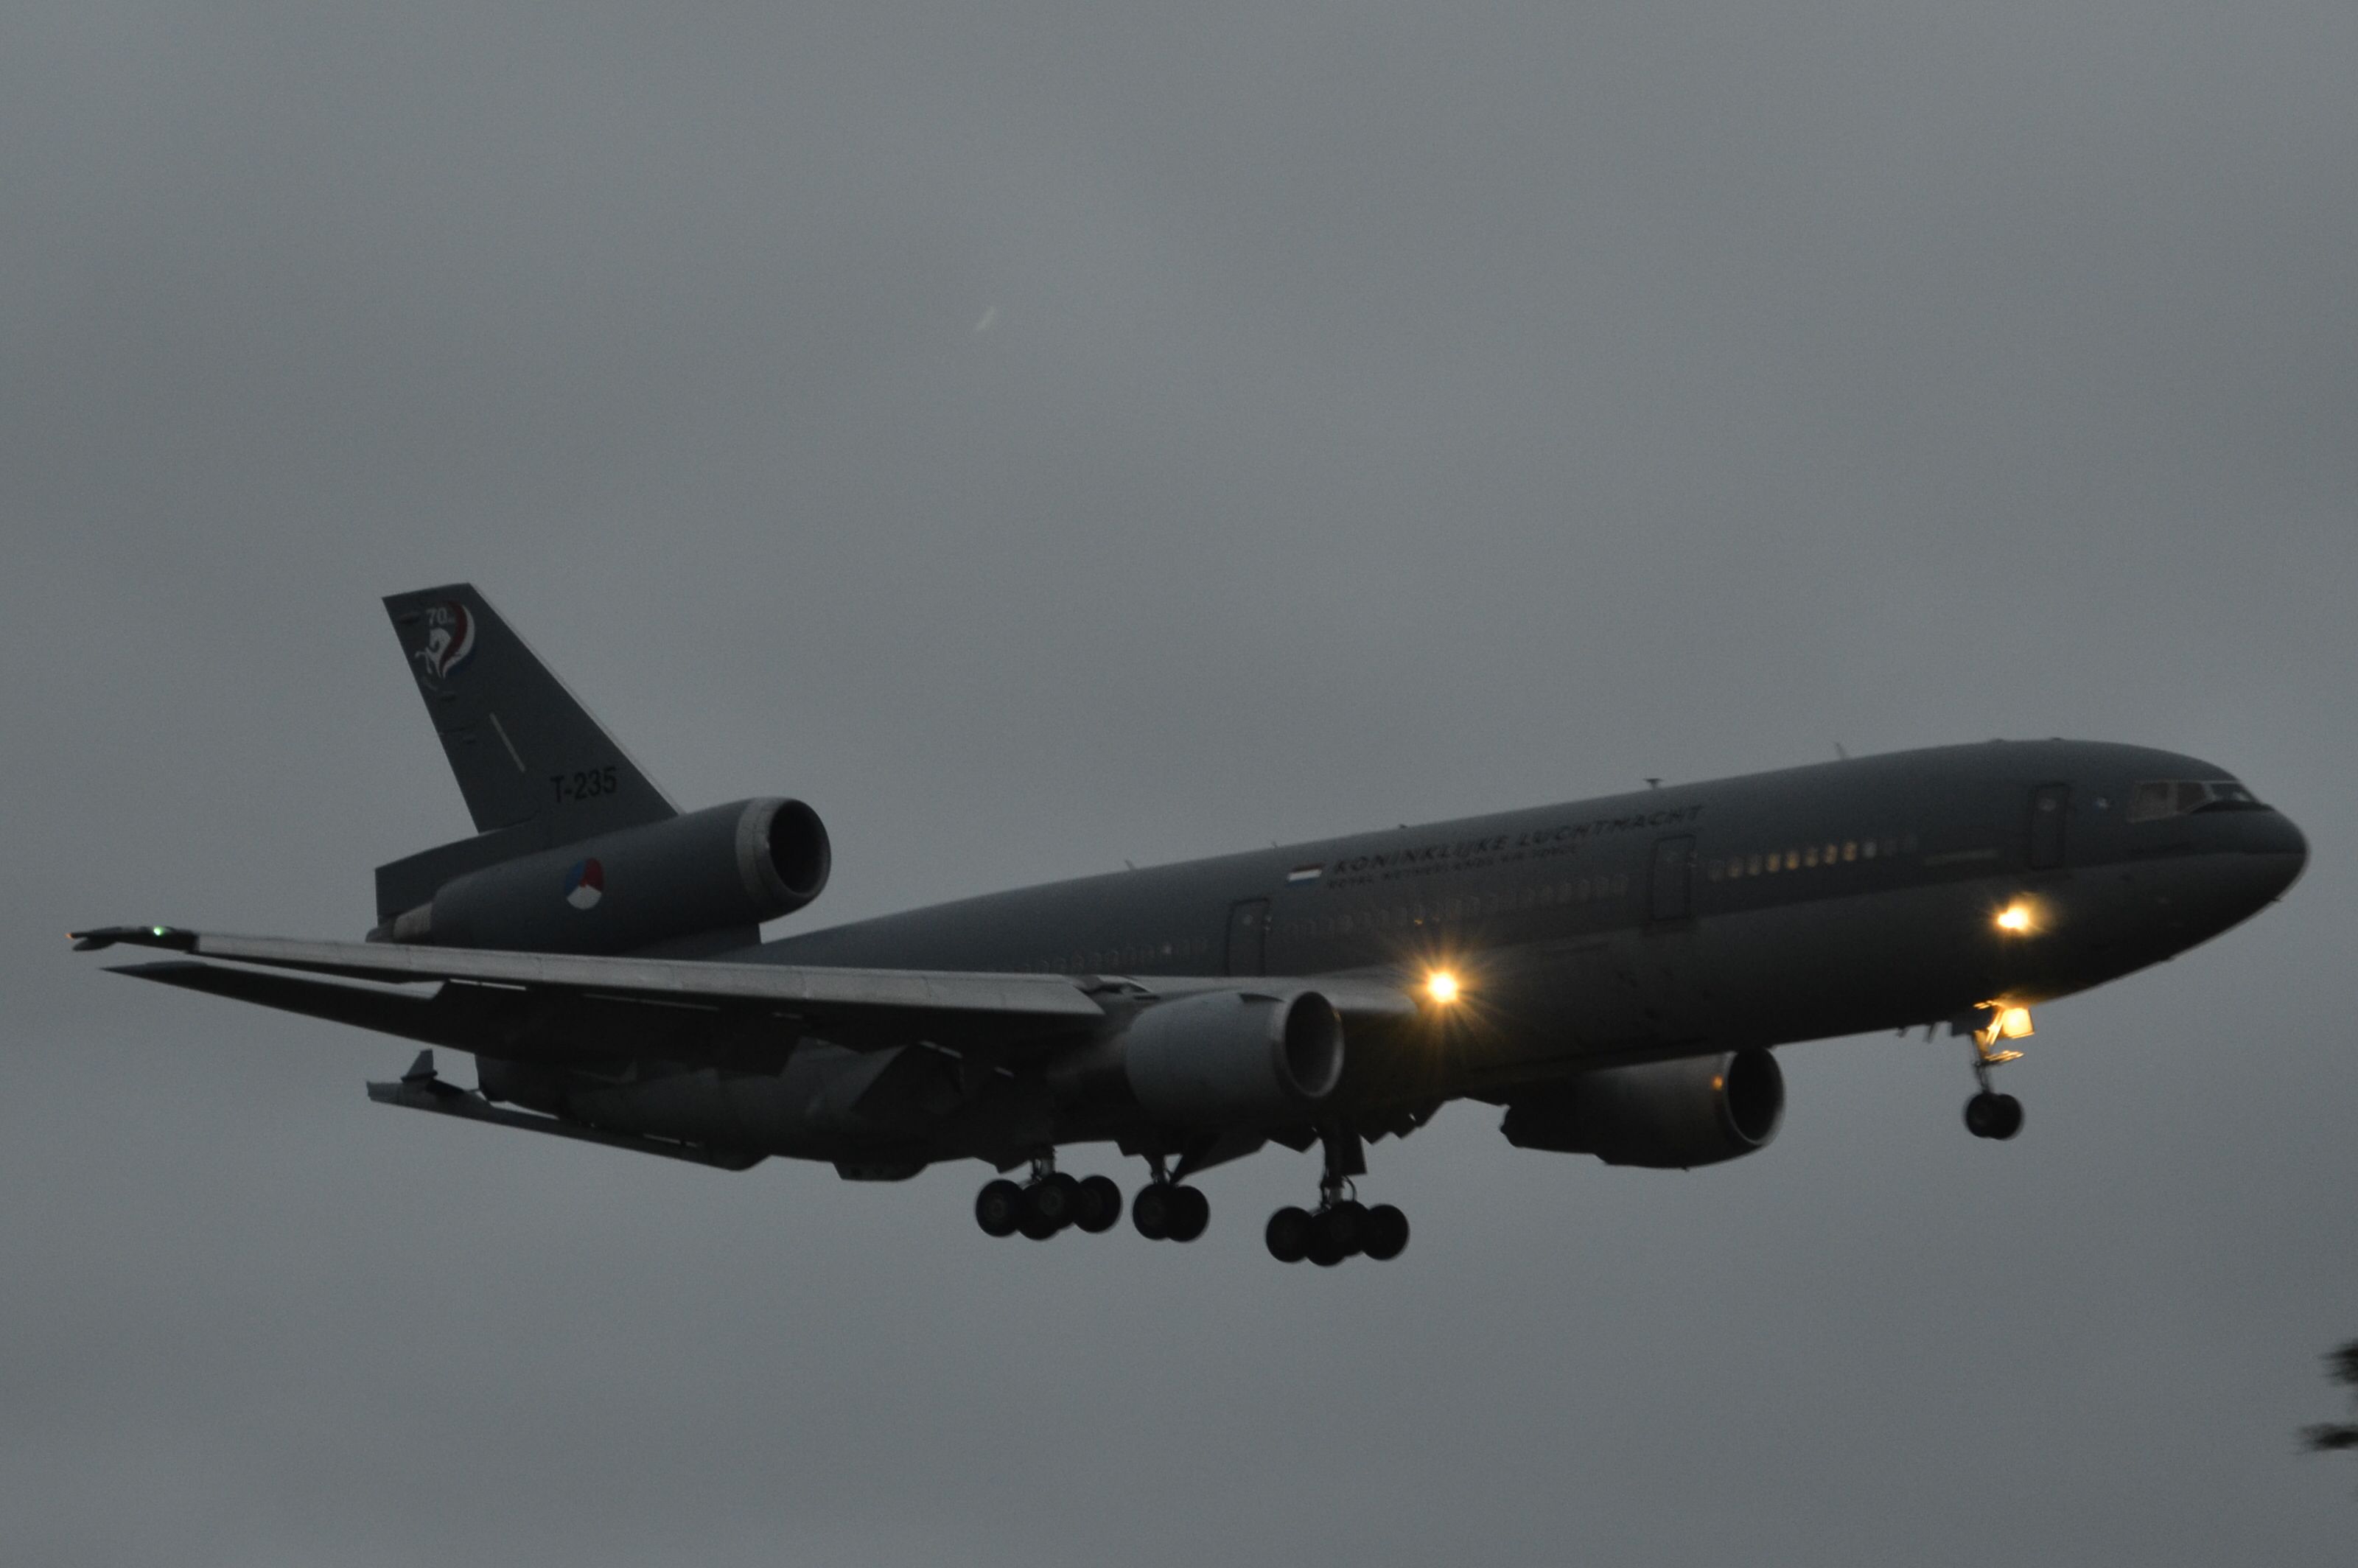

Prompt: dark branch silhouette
[{"left": 2303, "top": 1340, "right": 2358, "bottom": 1455}]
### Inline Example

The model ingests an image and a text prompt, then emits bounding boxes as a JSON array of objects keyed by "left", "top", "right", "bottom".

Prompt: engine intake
[
  {"left": 379, "top": 797, "right": 829, "bottom": 956},
  {"left": 1055, "top": 990, "right": 1346, "bottom": 1130},
  {"left": 1501, "top": 1048, "right": 1783, "bottom": 1169}
]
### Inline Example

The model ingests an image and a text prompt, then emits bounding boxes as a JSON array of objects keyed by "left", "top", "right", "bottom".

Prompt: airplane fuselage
[{"left": 760, "top": 738, "right": 2303, "bottom": 1133}]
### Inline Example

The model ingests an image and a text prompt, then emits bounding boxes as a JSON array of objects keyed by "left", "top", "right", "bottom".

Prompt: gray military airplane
[{"left": 74, "top": 584, "right": 2309, "bottom": 1265}]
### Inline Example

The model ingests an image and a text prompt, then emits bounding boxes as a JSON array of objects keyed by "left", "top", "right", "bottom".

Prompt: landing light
[
  {"left": 1426, "top": 971, "right": 1460, "bottom": 1005},
  {"left": 1995, "top": 903, "right": 2034, "bottom": 934}
]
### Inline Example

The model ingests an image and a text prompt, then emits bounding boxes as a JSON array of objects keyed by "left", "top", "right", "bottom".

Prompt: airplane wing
[{"left": 69, "top": 925, "right": 1418, "bottom": 1071}]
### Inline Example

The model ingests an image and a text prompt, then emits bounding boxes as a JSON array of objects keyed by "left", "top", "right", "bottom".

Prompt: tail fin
[{"left": 383, "top": 581, "right": 675, "bottom": 850}]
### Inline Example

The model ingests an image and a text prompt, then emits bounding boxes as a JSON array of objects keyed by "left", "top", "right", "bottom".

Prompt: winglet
[{"left": 71, "top": 925, "right": 197, "bottom": 953}]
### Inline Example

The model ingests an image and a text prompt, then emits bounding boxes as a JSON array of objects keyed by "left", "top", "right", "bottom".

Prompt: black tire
[
  {"left": 1131, "top": 1183, "right": 1172, "bottom": 1241},
  {"left": 1075, "top": 1175, "right": 1123, "bottom": 1233},
  {"left": 1964, "top": 1091, "right": 2003, "bottom": 1138},
  {"left": 1990, "top": 1093, "right": 2025, "bottom": 1141},
  {"left": 1327, "top": 1200, "right": 1367, "bottom": 1258},
  {"left": 975, "top": 1179, "right": 1023, "bottom": 1238},
  {"left": 1265, "top": 1206, "right": 1312, "bottom": 1263},
  {"left": 1166, "top": 1186, "right": 1209, "bottom": 1243},
  {"left": 1306, "top": 1208, "right": 1349, "bottom": 1267},
  {"left": 1021, "top": 1177, "right": 1075, "bottom": 1239},
  {"left": 1362, "top": 1203, "right": 1410, "bottom": 1261}
]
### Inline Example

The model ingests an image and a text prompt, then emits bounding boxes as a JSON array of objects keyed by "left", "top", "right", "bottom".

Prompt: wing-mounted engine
[
  {"left": 1050, "top": 989, "right": 1346, "bottom": 1130},
  {"left": 372, "top": 797, "right": 830, "bottom": 956},
  {"left": 1500, "top": 1048, "right": 1784, "bottom": 1169}
]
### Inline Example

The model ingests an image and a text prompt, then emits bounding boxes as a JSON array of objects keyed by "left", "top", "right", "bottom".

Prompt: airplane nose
[{"left": 2242, "top": 808, "right": 2309, "bottom": 898}]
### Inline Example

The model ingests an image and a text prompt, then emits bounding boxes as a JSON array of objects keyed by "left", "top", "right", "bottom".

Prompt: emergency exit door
[{"left": 1649, "top": 836, "right": 1696, "bottom": 923}]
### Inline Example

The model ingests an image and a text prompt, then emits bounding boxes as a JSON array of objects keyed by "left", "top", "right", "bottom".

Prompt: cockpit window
[{"left": 2129, "top": 779, "right": 2259, "bottom": 822}]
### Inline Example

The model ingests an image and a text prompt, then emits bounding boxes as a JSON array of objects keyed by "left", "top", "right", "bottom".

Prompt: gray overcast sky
[{"left": 4, "top": 1, "right": 2355, "bottom": 1562}]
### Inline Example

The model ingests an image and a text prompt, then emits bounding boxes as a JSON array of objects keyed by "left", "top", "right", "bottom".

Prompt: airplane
[{"left": 73, "top": 584, "right": 2309, "bottom": 1266}]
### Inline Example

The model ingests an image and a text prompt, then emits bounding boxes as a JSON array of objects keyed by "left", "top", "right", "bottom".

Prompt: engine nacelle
[
  {"left": 1501, "top": 1049, "right": 1784, "bottom": 1169},
  {"left": 379, "top": 797, "right": 829, "bottom": 956},
  {"left": 1054, "top": 990, "right": 1346, "bottom": 1130}
]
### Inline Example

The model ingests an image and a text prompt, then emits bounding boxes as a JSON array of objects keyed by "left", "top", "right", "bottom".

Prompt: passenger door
[
  {"left": 1225, "top": 898, "right": 1270, "bottom": 977},
  {"left": 2027, "top": 783, "right": 2070, "bottom": 870},
  {"left": 1648, "top": 836, "right": 1696, "bottom": 923}
]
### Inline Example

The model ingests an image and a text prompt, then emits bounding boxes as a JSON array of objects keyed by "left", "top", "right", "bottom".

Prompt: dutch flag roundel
[{"left": 564, "top": 858, "right": 605, "bottom": 911}]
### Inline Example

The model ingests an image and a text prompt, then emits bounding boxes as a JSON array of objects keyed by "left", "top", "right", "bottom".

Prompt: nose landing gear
[
  {"left": 1961, "top": 1004, "right": 2029, "bottom": 1141},
  {"left": 1965, "top": 1091, "right": 2024, "bottom": 1140}
]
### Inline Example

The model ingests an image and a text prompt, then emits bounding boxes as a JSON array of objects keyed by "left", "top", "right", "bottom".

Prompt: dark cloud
[{"left": 5, "top": 1, "right": 2354, "bottom": 1561}]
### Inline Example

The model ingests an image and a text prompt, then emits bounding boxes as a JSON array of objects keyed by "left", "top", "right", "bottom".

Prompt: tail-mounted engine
[
  {"left": 1500, "top": 1048, "right": 1784, "bottom": 1169},
  {"left": 373, "top": 797, "right": 830, "bottom": 956}
]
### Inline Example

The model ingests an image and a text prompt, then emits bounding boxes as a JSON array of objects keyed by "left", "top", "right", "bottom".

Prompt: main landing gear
[
  {"left": 1265, "top": 1129, "right": 1409, "bottom": 1267},
  {"left": 1962, "top": 1004, "right": 2029, "bottom": 1141},
  {"left": 1129, "top": 1155, "right": 1209, "bottom": 1244},
  {"left": 975, "top": 1156, "right": 1123, "bottom": 1241}
]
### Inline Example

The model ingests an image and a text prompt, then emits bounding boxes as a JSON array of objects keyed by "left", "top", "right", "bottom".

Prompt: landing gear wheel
[
  {"left": 1328, "top": 1200, "right": 1368, "bottom": 1257},
  {"left": 1131, "top": 1183, "right": 1173, "bottom": 1241},
  {"left": 1165, "top": 1186, "right": 1210, "bottom": 1243},
  {"left": 1021, "top": 1175, "right": 1077, "bottom": 1239},
  {"left": 1074, "top": 1175, "right": 1123, "bottom": 1233},
  {"left": 1265, "top": 1206, "right": 1312, "bottom": 1263},
  {"left": 1362, "top": 1203, "right": 1410, "bottom": 1261},
  {"left": 1306, "top": 1207, "right": 1351, "bottom": 1267},
  {"left": 1965, "top": 1091, "right": 2025, "bottom": 1140},
  {"left": 976, "top": 1178, "right": 1023, "bottom": 1238}
]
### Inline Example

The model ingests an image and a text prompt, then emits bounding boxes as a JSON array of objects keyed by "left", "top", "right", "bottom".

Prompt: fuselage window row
[{"left": 1707, "top": 832, "right": 1920, "bottom": 883}]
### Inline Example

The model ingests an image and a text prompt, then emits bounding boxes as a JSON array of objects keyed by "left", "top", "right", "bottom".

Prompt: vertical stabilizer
[{"left": 383, "top": 584, "right": 676, "bottom": 842}]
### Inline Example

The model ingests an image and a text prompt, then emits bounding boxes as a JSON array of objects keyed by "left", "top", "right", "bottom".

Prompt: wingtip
[{"left": 70, "top": 925, "right": 197, "bottom": 953}]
